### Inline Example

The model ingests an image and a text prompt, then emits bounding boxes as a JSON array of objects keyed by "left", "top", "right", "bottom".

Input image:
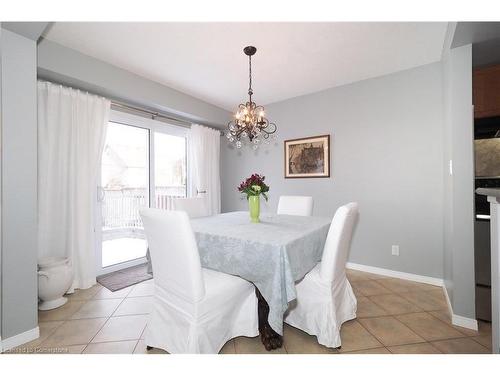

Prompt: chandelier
[{"left": 226, "top": 46, "right": 277, "bottom": 150}]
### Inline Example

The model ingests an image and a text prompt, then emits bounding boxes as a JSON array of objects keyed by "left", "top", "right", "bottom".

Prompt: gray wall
[
  {"left": 37, "top": 39, "right": 230, "bottom": 128},
  {"left": 442, "top": 44, "right": 476, "bottom": 319},
  {"left": 0, "top": 29, "right": 38, "bottom": 340},
  {"left": 222, "top": 62, "right": 445, "bottom": 279},
  {"left": 442, "top": 42, "right": 454, "bottom": 303}
]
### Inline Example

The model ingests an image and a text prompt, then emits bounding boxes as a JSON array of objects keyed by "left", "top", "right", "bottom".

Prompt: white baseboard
[
  {"left": 442, "top": 284, "right": 479, "bottom": 331},
  {"left": 346, "top": 262, "right": 444, "bottom": 286},
  {"left": 452, "top": 314, "right": 479, "bottom": 330},
  {"left": 347, "top": 262, "right": 479, "bottom": 331},
  {"left": 1, "top": 326, "right": 39, "bottom": 352}
]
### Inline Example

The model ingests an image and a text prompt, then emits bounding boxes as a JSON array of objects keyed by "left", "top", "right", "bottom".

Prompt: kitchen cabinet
[{"left": 474, "top": 65, "right": 500, "bottom": 119}]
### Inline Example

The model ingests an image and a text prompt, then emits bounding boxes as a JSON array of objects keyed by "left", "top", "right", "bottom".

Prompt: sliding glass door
[
  {"left": 99, "top": 122, "right": 150, "bottom": 269},
  {"left": 96, "top": 110, "right": 188, "bottom": 274},
  {"left": 154, "top": 131, "right": 187, "bottom": 208}
]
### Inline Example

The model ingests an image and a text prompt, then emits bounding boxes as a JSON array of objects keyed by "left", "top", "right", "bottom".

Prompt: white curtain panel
[
  {"left": 189, "top": 124, "right": 221, "bottom": 215},
  {"left": 37, "top": 81, "right": 110, "bottom": 290}
]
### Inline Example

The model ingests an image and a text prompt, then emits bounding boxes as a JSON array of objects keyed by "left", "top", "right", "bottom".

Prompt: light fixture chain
[{"left": 248, "top": 54, "right": 253, "bottom": 101}]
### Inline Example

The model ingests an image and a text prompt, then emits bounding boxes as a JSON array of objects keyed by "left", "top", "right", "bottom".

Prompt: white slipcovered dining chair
[
  {"left": 284, "top": 202, "right": 359, "bottom": 348},
  {"left": 172, "top": 196, "right": 209, "bottom": 218},
  {"left": 140, "top": 208, "right": 258, "bottom": 353},
  {"left": 145, "top": 197, "right": 209, "bottom": 274},
  {"left": 277, "top": 195, "right": 314, "bottom": 216}
]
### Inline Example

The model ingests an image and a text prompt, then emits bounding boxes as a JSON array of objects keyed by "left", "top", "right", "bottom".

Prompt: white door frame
[{"left": 95, "top": 109, "right": 189, "bottom": 275}]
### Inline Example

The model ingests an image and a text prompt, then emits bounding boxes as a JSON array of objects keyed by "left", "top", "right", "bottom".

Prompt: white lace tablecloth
[{"left": 190, "top": 211, "right": 331, "bottom": 335}]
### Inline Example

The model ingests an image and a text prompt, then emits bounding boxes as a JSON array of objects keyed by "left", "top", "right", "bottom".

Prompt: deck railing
[{"left": 102, "top": 186, "right": 185, "bottom": 230}]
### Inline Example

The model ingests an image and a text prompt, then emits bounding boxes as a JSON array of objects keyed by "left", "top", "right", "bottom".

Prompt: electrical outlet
[{"left": 391, "top": 245, "right": 400, "bottom": 256}]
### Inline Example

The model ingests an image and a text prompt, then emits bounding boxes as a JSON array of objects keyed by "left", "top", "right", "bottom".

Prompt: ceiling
[
  {"left": 43, "top": 22, "right": 448, "bottom": 111},
  {"left": 452, "top": 22, "right": 500, "bottom": 48},
  {"left": 451, "top": 22, "right": 500, "bottom": 68},
  {"left": 3, "top": 22, "right": 50, "bottom": 41}
]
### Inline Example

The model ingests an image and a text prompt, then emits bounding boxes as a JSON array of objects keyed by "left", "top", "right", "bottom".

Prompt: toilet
[{"left": 38, "top": 257, "right": 74, "bottom": 310}]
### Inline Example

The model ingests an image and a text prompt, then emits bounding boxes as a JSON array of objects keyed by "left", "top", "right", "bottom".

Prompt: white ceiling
[{"left": 43, "top": 22, "right": 448, "bottom": 111}]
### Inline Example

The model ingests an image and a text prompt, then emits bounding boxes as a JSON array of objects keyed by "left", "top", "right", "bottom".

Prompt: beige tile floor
[{"left": 5, "top": 270, "right": 493, "bottom": 354}]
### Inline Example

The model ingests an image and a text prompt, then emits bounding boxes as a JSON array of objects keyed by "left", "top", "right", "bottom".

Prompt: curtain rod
[
  {"left": 39, "top": 79, "right": 225, "bottom": 135},
  {"left": 111, "top": 101, "right": 225, "bottom": 136}
]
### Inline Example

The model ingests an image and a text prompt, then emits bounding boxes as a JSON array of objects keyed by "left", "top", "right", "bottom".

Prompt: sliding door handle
[{"left": 97, "top": 186, "right": 105, "bottom": 202}]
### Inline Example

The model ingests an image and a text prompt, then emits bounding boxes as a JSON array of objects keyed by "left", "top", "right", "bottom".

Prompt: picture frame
[{"left": 284, "top": 134, "right": 330, "bottom": 178}]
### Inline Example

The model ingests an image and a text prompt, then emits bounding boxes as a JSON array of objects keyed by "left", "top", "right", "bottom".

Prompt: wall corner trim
[
  {"left": 0, "top": 326, "right": 40, "bottom": 352},
  {"left": 442, "top": 285, "right": 479, "bottom": 331},
  {"left": 442, "top": 22, "right": 458, "bottom": 58},
  {"left": 346, "top": 262, "right": 444, "bottom": 286}
]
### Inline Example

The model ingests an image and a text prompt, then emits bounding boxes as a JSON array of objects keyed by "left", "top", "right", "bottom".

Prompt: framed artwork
[{"left": 284, "top": 134, "right": 330, "bottom": 178}]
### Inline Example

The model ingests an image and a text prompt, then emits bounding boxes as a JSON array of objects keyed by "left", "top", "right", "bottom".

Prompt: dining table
[{"left": 190, "top": 211, "right": 332, "bottom": 351}]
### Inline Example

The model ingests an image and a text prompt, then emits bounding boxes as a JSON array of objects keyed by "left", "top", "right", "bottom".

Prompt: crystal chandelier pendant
[{"left": 227, "top": 46, "right": 277, "bottom": 150}]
